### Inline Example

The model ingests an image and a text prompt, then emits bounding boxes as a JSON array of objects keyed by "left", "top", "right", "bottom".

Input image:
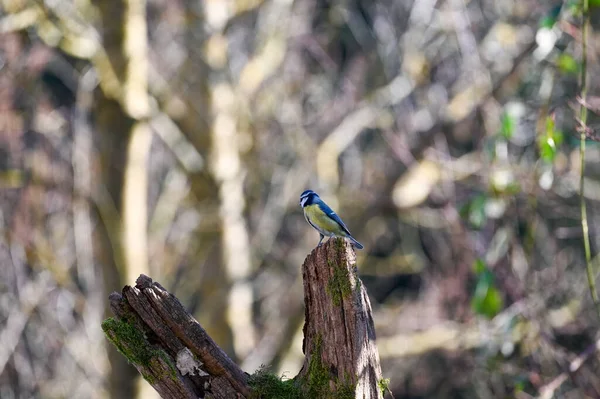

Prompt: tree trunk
[
  {"left": 94, "top": 0, "right": 152, "bottom": 396},
  {"left": 298, "top": 238, "right": 383, "bottom": 398},
  {"left": 103, "top": 238, "right": 384, "bottom": 398}
]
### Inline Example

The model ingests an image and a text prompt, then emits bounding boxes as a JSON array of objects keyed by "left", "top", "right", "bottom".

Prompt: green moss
[
  {"left": 378, "top": 378, "right": 391, "bottom": 396},
  {"left": 326, "top": 259, "right": 353, "bottom": 306},
  {"left": 101, "top": 317, "right": 178, "bottom": 384},
  {"left": 157, "top": 349, "right": 178, "bottom": 381},
  {"left": 248, "top": 367, "right": 302, "bottom": 399},
  {"left": 142, "top": 370, "right": 156, "bottom": 385},
  {"left": 335, "top": 237, "right": 345, "bottom": 254},
  {"left": 102, "top": 317, "right": 154, "bottom": 365},
  {"left": 305, "top": 336, "right": 329, "bottom": 398},
  {"left": 250, "top": 336, "right": 356, "bottom": 399},
  {"left": 304, "top": 336, "right": 356, "bottom": 399},
  {"left": 335, "top": 377, "right": 356, "bottom": 399}
]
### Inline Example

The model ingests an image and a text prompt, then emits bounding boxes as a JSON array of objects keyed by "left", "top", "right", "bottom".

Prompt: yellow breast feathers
[{"left": 304, "top": 204, "right": 346, "bottom": 236}]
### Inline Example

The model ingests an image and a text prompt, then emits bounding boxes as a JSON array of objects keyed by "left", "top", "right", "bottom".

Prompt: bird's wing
[{"left": 317, "top": 201, "right": 352, "bottom": 235}]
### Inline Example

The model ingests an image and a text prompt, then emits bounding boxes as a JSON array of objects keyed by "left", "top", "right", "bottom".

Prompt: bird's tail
[{"left": 347, "top": 235, "right": 364, "bottom": 250}]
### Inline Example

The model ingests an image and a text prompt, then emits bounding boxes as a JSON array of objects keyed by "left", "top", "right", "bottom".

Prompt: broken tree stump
[
  {"left": 102, "top": 238, "right": 385, "bottom": 398},
  {"left": 103, "top": 275, "right": 251, "bottom": 398},
  {"left": 297, "top": 238, "right": 383, "bottom": 398}
]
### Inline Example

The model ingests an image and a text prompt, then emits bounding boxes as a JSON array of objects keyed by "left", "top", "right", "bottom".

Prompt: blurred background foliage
[{"left": 0, "top": 0, "right": 600, "bottom": 398}]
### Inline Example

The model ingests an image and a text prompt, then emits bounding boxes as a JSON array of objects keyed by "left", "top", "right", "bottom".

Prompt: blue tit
[{"left": 299, "top": 189, "right": 364, "bottom": 250}]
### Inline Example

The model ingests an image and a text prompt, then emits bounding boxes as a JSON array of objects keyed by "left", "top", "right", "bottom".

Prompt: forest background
[{"left": 1, "top": 0, "right": 600, "bottom": 398}]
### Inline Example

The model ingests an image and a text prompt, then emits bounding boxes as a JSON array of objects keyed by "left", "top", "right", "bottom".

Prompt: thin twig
[{"left": 578, "top": 0, "right": 600, "bottom": 320}]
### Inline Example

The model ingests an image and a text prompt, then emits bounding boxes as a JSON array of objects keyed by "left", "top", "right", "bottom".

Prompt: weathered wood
[
  {"left": 103, "top": 238, "right": 385, "bottom": 398},
  {"left": 297, "top": 238, "right": 384, "bottom": 399},
  {"left": 102, "top": 275, "right": 251, "bottom": 399}
]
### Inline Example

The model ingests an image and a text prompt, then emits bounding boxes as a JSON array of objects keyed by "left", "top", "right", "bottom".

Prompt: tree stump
[
  {"left": 102, "top": 238, "right": 384, "bottom": 398},
  {"left": 297, "top": 238, "right": 383, "bottom": 398},
  {"left": 103, "top": 275, "right": 250, "bottom": 398}
]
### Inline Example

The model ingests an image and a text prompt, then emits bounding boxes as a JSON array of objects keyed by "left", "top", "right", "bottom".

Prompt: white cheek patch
[{"left": 300, "top": 197, "right": 308, "bottom": 207}]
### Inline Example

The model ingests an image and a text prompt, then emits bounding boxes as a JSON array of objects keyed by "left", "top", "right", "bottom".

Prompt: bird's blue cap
[
  {"left": 300, "top": 190, "right": 318, "bottom": 206},
  {"left": 300, "top": 189, "right": 316, "bottom": 198}
]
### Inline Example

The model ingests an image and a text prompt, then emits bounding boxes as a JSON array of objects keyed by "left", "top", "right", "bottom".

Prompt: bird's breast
[{"left": 304, "top": 204, "right": 342, "bottom": 235}]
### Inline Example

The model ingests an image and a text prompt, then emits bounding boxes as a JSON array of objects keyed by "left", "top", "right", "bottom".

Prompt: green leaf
[
  {"left": 539, "top": 137, "right": 557, "bottom": 162},
  {"left": 473, "top": 258, "right": 486, "bottom": 274},
  {"left": 539, "top": 4, "right": 562, "bottom": 28},
  {"left": 462, "top": 195, "right": 487, "bottom": 229},
  {"left": 557, "top": 53, "right": 579, "bottom": 75},
  {"left": 554, "top": 129, "right": 564, "bottom": 146},
  {"left": 499, "top": 113, "right": 515, "bottom": 139},
  {"left": 472, "top": 282, "right": 503, "bottom": 319},
  {"left": 471, "top": 261, "right": 504, "bottom": 319},
  {"left": 539, "top": 115, "right": 563, "bottom": 163},
  {"left": 539, "top": 16, "right": 556, "bottom": 29},
  {"left": 512, "top": 375, "right": 530, "bottom": 394}
]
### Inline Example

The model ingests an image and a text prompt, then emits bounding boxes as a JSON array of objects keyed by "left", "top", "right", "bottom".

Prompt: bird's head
[{"left": 300, "top": 189, "right": 318, "bottom": 207}]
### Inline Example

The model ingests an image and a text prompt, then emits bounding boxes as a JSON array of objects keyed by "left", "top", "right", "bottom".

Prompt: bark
[
  {"left": 103, "top": 275, "right": 251, "bottom": 399},
  {"left": 103, "top": 238, "right": 384, "bottom": 398},
  {"left": 297, "top": 238, "right": 384, "bottom": 399}
]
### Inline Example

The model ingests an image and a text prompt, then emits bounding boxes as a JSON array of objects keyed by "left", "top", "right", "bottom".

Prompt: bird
[{"left": 299, "top": 189, "right": 364, "bottom": 249}]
